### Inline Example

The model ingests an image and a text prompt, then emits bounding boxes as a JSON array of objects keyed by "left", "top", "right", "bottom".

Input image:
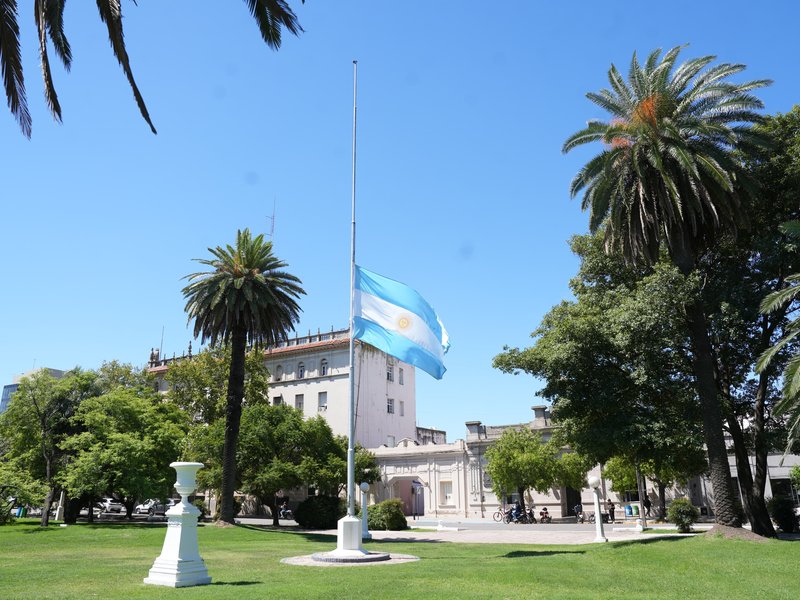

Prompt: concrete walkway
[{"left": 236, "top": 516, "right": 706, "bottom": 546}]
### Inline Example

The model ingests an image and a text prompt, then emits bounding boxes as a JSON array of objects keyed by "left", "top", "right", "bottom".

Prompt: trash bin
[
  {"left": 21, "top": 507, "right": 27, "bottom": 517},
  {"left": 631, "top": 504, "right": 640, "bottom": 516},
  {"left": 624, "top": 504, "right": 632, "bottom": 517}
]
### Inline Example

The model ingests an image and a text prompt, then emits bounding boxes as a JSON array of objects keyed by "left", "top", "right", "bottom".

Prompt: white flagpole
[{"left": 347, "top": 60, "right": 358, "bottom": 518}]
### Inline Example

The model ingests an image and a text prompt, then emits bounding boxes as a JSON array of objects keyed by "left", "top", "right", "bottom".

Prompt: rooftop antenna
[{"left": 159, "top": 326, "right": 165, "bottom": 360}]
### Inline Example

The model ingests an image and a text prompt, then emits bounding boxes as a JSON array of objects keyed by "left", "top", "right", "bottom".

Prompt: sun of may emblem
[{"left": 397, "top": 315, "right": 412, "bottom": 330}]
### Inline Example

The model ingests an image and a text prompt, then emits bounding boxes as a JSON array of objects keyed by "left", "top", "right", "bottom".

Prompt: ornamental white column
[{"left": 144, "top": 462, "right": 211, "bottom": 588}]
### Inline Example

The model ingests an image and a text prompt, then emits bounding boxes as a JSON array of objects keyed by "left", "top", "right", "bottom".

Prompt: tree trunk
[
  {"left": 655, "top": 478, "right": 667, "bottom": 520},
  {"left": 219, "top": 327, "right": 247, "bottom": 524},
  {"left": 40, "top": 485, "right": 55, "bottom": 527},
  {"left": 270, "top": 498, "right": 280, "bottom": 527},
  {"left": 750, "top": 371, "right": 776, "bottom": 536},
  {"left": 683, "top": 298, "right": 742, "bottom": 526},
  {"left": 726, "top": 412, "right": 776, "bottom": 536}
]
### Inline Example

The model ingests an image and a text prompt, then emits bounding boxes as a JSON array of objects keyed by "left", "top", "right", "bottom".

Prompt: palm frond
[
  {"left": 0, "top": 0, "right": 32, "bottom": 136},
  {"left": 44, "top": 0, "right": 71, "bottom": 69},
  {"left": 35, "top": 0, "right": 62, "bottom": 122},
  {"left": 562, "top": 121, "right": 609, "bottom": 154},
  {"left": 244, "top": 0, "right": 304, "bottom": 49},
  {"left": 759, "top": 277, "right": 800, "bottom": 314},
  {"left": 95, "top": 0, "right": 157, "bottom": 134}
]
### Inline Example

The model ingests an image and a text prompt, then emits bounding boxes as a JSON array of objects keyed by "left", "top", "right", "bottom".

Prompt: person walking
[
  {"left": 606, "top": 500, "right": 615, "bottom": 523},
  {"left": 643, "top": 496, "right": 652, "bottom": 518}
]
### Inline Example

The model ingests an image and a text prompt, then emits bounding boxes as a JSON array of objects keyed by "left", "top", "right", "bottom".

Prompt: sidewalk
[{"left": 236, "top": 516, "right": 705, "bottom": 546}]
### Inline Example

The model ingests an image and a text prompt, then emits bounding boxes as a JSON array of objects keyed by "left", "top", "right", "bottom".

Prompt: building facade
[
  {"left": 148, "top": 328, "right": 420, "bottom": 449},
  {"left": 369, "top": 405, "right": 800, "bottom": 521}
]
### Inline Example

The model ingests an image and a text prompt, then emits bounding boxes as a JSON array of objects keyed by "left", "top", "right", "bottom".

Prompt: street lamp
[
  {"left": 359, "top": 482, "right": 371, "bottom": 541},
  {"left": 587, "top": 476, "right": 608, "bottom": 543}
]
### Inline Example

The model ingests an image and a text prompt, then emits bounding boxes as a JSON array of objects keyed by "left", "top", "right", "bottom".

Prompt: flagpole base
[{"left": 311, "top": 515, "right": 390, "bottom": 563}]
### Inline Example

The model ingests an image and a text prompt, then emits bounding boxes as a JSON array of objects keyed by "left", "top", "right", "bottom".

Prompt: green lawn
[{"left": 1, "top": 520, "right": 798, "bottom": 599}]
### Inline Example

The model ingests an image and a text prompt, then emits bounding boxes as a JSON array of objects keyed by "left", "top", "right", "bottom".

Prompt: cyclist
[{"left": 574, "top": 502, "right": 585, "bottom": 523}]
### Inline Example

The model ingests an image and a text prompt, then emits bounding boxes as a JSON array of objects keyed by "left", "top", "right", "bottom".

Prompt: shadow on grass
[
  {"left": 212, "top": 581, "right": 262, "bottom": 586},
  {"left": 609, "top": 536, "right": 694, "bottom": 549},
  {"left": 503, "top": 550, "right": 585, "bottom": 558},
  {"left": 235, "top": 523, "right": 336, "bottom": 544}
]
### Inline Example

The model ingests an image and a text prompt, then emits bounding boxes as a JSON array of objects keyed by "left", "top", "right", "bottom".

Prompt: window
[
  {"left": 440, "top": 481, "right": 453, "bottom": 505},
  {"left": 399, "top": 400, "right": 405, "bottom": 417},
  {"left": 274, "top": 396, "right": 283, "bottom": 406},
  {"left": 387, "top": 398, "right": 395, "bottom": 414},
  {"left": 274, "top": 365, "right": 283, "bottom": 382},
  {"left": 295, "top": 394, "right": 304, "bottom": 411},
  {"left": 318, "top": 391, "right": 328, "bottom": 412},
  {"left": 386, "top": 365, "right": 394, "bottom": 382},
  {"left": 320, "top": 359, "right": 328, "bottom": 376},
  {"left": 399, "top": 368, "right": 404, "bottom": 385},
  {"left": 297, "top": 362, "right": 305, "bottom": 379},
  {"left": 387, "top": 435, "right": 396, "bottom": 447}
]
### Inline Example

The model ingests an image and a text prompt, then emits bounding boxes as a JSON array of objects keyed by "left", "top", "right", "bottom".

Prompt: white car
[
  {"left": 100, "top": 497, "right": 124, "bottom": 513},
  {"left": 134, "top": 499, "right": 157, "bottom": 514}
]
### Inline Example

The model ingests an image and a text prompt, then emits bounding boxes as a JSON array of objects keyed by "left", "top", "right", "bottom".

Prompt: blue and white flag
[{"left": 353, "top": 266, "right": 450, "bottom": 380}]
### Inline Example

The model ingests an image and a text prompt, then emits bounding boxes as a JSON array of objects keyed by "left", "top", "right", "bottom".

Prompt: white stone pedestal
[{"left": 144, "top": 462, "right": 211, "bottom": 588}]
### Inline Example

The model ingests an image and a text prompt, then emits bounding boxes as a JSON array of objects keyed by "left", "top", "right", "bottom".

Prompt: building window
[
  {"left": 320, "top": 359, "right": 328, "bottom": 376},
  {"left": 386, "top": 365, "right": 394, "bottom": 382},
  {"left": 399, "top": 368, "right": 404, "bottom": 385},
  {"left": 274, "top": 365, "right": 283, "bottom": 382},
  {"left": 399, "top": 400, "right": 405, "bottom": 417},
  {"left": 298, "top": 362, "right": 305, "bottom": 379},
  {"left": 440, "top": 481, "right": 453, "bottom": 505},
  {"left": 387, "top": 398, "right": 394, "bottom": 414},
  {"left": 318, "top": 391, "right": 328, "bottom": 412},
  {"left": 387, "top": 435, "right": 396, "bottom": 447},
  {"left": 295, "top": 394, "right": 304, "bottom": 412},
  {"left": 274, "top": 396, "right": 283, "bottom": 406}
]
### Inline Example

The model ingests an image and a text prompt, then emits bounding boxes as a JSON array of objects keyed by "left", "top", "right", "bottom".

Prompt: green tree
[
  {"left": 563, "top": 46, "right": 771, "bottom": 527},
  {"left": 1, "top": 1, "right": 305, "bottom": 137},
  {"left": 495, "top": 231, "right": 707, "bottom": 522},
  {"left": 60, "top": 388, "right": 188, "bottom": 519},
  {"left": 486, "top": 429, "right": 554, "bottom": 510},
  {"left": 757, "top": 220, "right": 800, "bottom": 450},
  {"left": 182, "top": 229, "right": 305, "bottom": 523},
  {"left": 0, "top": 369, "right": 98, "bottom": 526},
  {"left": 165, "top": 346, "right": 270, "bottom": 425}
]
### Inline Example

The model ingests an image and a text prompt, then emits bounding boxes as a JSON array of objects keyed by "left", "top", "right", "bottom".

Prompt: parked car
[
  {"left": 134, "top": 499, "right": 157, "bottom": 514},
  {"left": 147, "top": 499, "right": 178, "bottom": 516},
  {"left": 99, "top": 497, "right": 124, "bottom": 513}
]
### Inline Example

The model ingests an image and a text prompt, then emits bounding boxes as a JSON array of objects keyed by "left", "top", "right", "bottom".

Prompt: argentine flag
[{"left": 353, "top": 266, "right": 450, "bottom": 380}]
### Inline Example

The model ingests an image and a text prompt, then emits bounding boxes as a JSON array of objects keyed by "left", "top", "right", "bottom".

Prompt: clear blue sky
[{"left": 2, "top": 1, "right": 799, "bottom": 440}]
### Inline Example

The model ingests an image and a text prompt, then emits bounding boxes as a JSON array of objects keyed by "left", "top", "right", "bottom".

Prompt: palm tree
[
  {"left": 563, "top": 46, "right": 771, "bottom": 527},
  {"left": 183, "top": 229, "right": 304, "bottom": 523},
  {"left": 757, "top": 221, "right": 800, "bottom": 452},
  {"left": 1, "top": 1, "right": 304, "bottom": 137}
]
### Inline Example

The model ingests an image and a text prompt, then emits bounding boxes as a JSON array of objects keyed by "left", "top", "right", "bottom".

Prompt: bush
[
  {"left": 766, "top": 495, "right": 799, "bottom": 533},
  {"left": 367, "top": 499, "right": 408, "bottom": 531},
  {"left": 666, "top": 498, "right": 699, "bottom": 533},
  {"left": 192, "top": 499, "right": 207, "bottom": 521},
  {"left": 294, "top": 495, "right": 346, "bottom": 529}
]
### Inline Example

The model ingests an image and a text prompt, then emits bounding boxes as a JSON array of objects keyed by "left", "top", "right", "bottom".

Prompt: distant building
[
  {"left": 369, "top": 405, "right": 800, "bottom": 520},
  {"left": 1, "top": 368, "right": 66, "bottom": 414},
  {"left": 148, "top": 328, "right": 438, "bottom": 449}
]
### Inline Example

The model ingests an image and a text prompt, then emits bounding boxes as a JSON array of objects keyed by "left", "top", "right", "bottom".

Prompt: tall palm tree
[
  {"left": 757, "top": 221, "right": 800, "bottom": 452},
  {"left": 563, "top": 46, "right": 771, "bottom": 527},
  {"left": 1, "top": 0, "right": 304, "bottom": 137},
  {"left": 183, "top": 229, "right": 304, "bottom": 523}
]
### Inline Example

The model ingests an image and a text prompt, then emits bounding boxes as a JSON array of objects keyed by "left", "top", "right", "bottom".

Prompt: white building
[
  {"left": 369, "top": 405, "right": 800, "bottom": 521},
  {"left": 262, "top": 328, "right": 418, "bottom": 449},
  {"left": 148, "top": 328, "right": 422, "bottom": 450}
]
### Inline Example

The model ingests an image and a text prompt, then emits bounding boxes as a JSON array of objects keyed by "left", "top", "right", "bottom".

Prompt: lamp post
[
  {"left": 588, "top": 476, "right": 608, "bottom": 543},
  {"left": 360, "top": 482, "right": 371, "bottom": 541}
]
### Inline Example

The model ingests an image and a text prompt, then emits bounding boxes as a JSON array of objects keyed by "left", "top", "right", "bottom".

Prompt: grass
[{"left": 1, "top": 519, "right": 799, "bottom": 599}]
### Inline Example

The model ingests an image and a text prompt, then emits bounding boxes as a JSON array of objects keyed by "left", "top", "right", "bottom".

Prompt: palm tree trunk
[
  {"left": 684, "top": 298, "right": 742, "bottom": 526},
  {"left": 219, "top": 326, "right": 247, "bottom": 524}
]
